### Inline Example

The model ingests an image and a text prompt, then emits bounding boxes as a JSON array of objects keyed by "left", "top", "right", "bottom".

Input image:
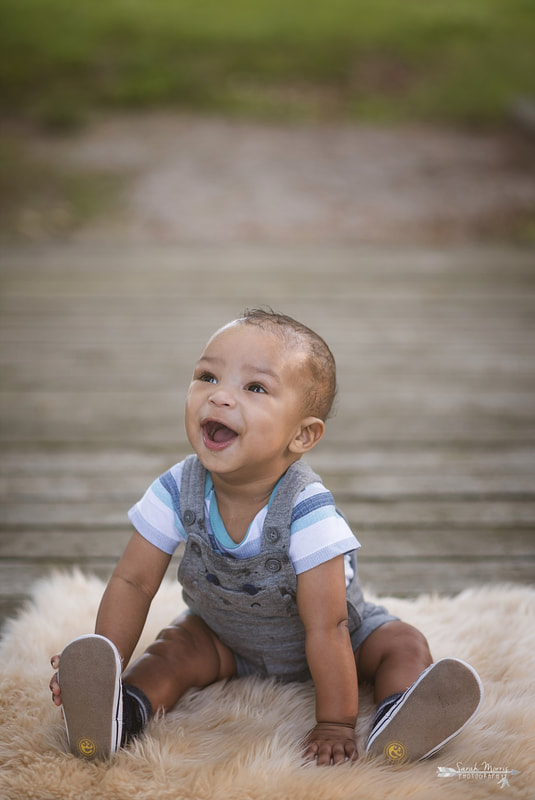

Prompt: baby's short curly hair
[{"left": 238, "top": 307, "right": 337, "bottom": 421}]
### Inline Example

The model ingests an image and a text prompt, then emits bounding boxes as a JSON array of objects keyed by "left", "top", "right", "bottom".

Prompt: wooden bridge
[{"left": 1, "top": 243, "right": 534, "bottom": 628}]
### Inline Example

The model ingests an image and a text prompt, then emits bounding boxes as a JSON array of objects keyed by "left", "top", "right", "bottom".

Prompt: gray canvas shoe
[
  {"left": 366, "top": 658, "right": 483, "bottom": 764},
  {"left": 58, "top": 634, "right": 123, "bottom": 761}
]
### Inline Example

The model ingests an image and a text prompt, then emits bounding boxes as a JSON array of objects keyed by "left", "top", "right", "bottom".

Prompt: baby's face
[{"left": 185, "top": 322, "right": 310, "bottom": 481}]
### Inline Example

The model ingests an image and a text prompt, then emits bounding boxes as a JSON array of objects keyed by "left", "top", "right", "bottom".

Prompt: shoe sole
[
  {"left": 366, "top": 658, "right": 483, "bottom": 763},
  {"left": 58, "top": 634, "right": 123, "bottom": 761}
]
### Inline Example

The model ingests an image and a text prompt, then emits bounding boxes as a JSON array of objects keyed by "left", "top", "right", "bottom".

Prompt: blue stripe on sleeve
[
  {"left": 291, "top": 491, "right": 335, "bottom": 524},
  {"left": 291, "top": 491, "right": 340, "bottom": 535},
  {"left": 159, "top": 471, "right": 181, "bottom": 514},
  {"left": 149, "top": 476, "right": 175, "bottom": 510},
  {"left": 291, "top": 504, "right": 339, "bottom": 534}
]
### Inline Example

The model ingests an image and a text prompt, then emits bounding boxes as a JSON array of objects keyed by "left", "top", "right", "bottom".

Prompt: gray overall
[{"left": 177, "top": 456, "right": 391, "bottom": 683}]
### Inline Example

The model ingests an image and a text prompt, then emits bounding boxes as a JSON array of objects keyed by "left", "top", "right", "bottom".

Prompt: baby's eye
[
  {"left": 199, "top": 373, "right": 217, "bottom": 384},
  {"left": 246, "top": 383, "right": 267, "bottom": 394}
]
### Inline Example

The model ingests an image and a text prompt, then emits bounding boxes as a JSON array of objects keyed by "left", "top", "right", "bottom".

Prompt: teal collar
[{"left": 204, "top": 472, "right": 284, "bottom": 549}]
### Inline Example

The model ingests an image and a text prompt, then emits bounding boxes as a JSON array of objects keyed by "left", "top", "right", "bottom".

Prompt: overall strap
[
  {"left": 261, "top": 460, "right": 321, "bottom": 552},
  {"left": 179, "top": 454, "right": 207, "bottom": 534}
]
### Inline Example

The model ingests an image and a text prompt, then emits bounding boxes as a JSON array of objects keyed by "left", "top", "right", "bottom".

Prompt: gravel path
[{"left": 28, "top": 112, "right": 535, "bottom": 243}]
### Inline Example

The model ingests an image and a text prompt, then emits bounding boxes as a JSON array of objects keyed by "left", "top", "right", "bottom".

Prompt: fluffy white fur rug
[{"left": 0, "top": 572, "right": 533, "bottom": 800}]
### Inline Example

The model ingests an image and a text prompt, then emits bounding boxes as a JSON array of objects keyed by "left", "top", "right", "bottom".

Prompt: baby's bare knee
[
  {"left": 148, "top": 624, "right": 198, "bottom": 662},
  {"left": 388, "top": 622, "right": 432, "bottom": 663},
  {"left": 145, "top": 620, "right": 222, "bottom": 685}
]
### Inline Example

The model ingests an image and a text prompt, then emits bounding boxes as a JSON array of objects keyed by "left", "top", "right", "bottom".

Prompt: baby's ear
[{"left": 289, "top": 417, "right": 325, "bottom": 454}]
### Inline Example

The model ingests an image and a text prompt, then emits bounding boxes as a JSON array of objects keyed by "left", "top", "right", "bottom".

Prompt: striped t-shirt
[{"left": 128, "top": 460, "right": 360, "bottom": 579}]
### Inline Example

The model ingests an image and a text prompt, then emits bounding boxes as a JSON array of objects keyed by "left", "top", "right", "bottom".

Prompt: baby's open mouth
[{"left": 202, "top": 420, "right": 238, "bottom": 449}]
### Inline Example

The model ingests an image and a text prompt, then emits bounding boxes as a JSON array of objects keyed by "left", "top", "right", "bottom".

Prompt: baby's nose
[{"left": 209, "top": 387, "right": 235, "bottom": 407}]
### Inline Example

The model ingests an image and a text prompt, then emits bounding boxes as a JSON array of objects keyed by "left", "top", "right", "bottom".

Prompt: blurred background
[
  {"left": 1, "top": 0, "right": 534, "bottom": 624},
  {"left": 1, "top": 0, "right": 535, "bottom": 241}
]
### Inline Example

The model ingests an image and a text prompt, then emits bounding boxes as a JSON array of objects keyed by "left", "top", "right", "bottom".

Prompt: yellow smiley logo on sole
[
  {"left": 78, "top": 738, "right": 97, "bottom": 758},
  {"left": 384, "top": 741, "right": 408, "bottom": 763}
]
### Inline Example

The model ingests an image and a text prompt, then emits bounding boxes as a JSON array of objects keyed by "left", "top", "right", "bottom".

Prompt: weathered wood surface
[{"left": 1, "top": 244, "right": 534, "bottom": 628}]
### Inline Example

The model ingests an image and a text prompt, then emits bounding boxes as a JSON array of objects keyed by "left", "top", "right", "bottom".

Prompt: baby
[{"left": 50, "top": 308, "right": 482, "bottom": 766}]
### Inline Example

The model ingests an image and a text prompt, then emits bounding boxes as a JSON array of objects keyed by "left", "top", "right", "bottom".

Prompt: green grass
[{"left": 1, "top": 0, "right": 534, "bottom": 125}]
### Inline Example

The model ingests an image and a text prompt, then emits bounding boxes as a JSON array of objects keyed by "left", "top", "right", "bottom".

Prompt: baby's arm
[
  {"left": 50, "top": 532, "right": 171, "bottom": 705},
  {"left": 297, "top": 555, "right": 359, "bottom": 766},
  {"left": 94, "top": 532, "right": 172, "bottom": 662}
]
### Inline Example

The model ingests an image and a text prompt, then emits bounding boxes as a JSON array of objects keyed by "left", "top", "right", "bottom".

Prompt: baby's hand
[
  {"left": 49, "top": 653, "right": 62, "bottom": 707},
  {"left": 303, "top": 722, "right": 358, "bottom": 766}
]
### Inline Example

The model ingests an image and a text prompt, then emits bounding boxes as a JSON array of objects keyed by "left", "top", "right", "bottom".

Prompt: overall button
[
  {"left": 265, "top": 558, "right": 282, "bottom": 573},
  {"left": 265, "top": 527, "right": 280, "bottom": 543},
  {"left": 183, "top": 510, "right": 196, "bottom": 525},
  {"left": 190, "top": 542, "right": 202, "bottom": 556}
]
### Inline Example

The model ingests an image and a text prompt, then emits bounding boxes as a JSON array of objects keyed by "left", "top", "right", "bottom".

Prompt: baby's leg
[
  {"left": 123, "top": 612, "right": 237, "bottom": 713},
  {"left": 355, "top": 621, "right": 482, "bottom": 762},
  {"left": 355, "top": 620, "right": 432, "bottom": 703},
  {"left": 58, "top": 615, "right": 236, "bottom": 760}
]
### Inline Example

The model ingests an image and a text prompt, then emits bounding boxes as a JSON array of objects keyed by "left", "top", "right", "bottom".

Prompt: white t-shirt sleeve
[
  {"left": 289, "top": 482, "right": 361, "bottom": 575},
  {"left": 128, "top": 461, "right": 186, "bottom": 555}
]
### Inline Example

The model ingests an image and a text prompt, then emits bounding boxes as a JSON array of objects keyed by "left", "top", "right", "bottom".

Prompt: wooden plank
[
  {"left": 2, "top": 305, "right": 532, "bottom": 342},
  {"left": 311, "top": 445, "right": 535, "bottom": 474},
  {"left": 0, "top": 530, "right": 132, "bottom": 559},
  {"left": 3, "top": 471, "right": 535, "bottom": 497},
  {"left": 1, "top": 243, "right": 534, "bottom": 291},
  {"left": 355, "top": 528, "right": 535, "bottom": 558},
  {"left": 1, "top": 528, "right": 533, "bottom": 560},
  {"left": 2, "top": 444, "right": 533, "bottom": 478},
  {"left": 0, "top": 448, "right": 173, "bottom": 475},
  {"left": 341, "top": 500, "right": 535, "bottom": 528},
  {"left": 3, "top": 498, "right": 534, "bottom": 528},
  {"left": 357, "top": 558, "right": 535, "bottom": 597}
]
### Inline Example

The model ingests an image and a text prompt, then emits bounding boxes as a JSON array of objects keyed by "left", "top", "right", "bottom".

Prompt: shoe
[
  {"left": 58, "top": 634, "right": 123, "bottom": 761},
  {"left": 366, "top": 658, "right": 483, "bottom": 763}
]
